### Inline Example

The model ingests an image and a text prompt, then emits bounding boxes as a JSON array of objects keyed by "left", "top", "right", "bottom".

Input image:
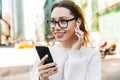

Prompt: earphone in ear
[
  {"left": 76, "top": 22, "right": 80, "bottom": 29},
  {"left": 76, "top": 19, "right": 82, "bottom": 28}
]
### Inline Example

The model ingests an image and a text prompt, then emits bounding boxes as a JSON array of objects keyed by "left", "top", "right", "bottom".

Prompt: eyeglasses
[{"left": 47, "top": 17, "right": 76, "bottom": 28}]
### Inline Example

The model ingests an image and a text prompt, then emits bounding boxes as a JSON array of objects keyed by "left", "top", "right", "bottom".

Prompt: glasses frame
[{"left": 47, "top": 17, "right": 76, "bottom": 28}]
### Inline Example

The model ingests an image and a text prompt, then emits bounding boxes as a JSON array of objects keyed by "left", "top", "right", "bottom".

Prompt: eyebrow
[{"left": 51, "top": 16, "right": 69, "bottom": 20}]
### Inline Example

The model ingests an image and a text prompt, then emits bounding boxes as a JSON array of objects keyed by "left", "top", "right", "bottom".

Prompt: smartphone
[{"left": 35, "top": 46, "right": 54, "bottom": 65}]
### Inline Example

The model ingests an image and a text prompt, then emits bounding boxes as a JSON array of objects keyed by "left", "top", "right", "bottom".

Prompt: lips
[{"left": 54, "top": 32, "right": 65, "bottom": 38}]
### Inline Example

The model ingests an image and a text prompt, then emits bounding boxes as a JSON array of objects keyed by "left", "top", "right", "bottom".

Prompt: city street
[
  {"left": 0, "top": 48, "right": 120, "bottom": 80},
  {"left": 0, "top": 47, "right": 37, "bottom": 80},
  {"left": 0, "top": 0, "right": 120, "bottom": 80},
  {"left": 0, "top": 66, "right": 31, "bottom": 80},
  {"left": 102, "top": 56, "right": 120, "bottom": 80}
]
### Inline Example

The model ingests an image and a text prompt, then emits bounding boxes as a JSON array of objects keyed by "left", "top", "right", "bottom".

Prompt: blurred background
[{"left": 0, "top": 0, "right": 120, "bottom": 80}]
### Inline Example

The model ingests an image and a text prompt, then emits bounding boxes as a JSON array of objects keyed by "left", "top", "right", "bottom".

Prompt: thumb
[{"left": 39, "top": 55, "right": 48, "bottom": 66}]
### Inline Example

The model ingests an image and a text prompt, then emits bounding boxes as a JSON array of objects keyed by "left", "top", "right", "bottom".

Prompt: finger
[
  {"left": 45, "top": 70, "right": 58, "bottom": 77},
  {"left": 75, "top": 26, "right": 84, "bottom": 35},
  {"left": 75, "top": 32, "right": 84, "bottom": 44},
  {"left": 39, "top": 55, "right": 48, "bottom": 66},
  {"left": 75, "top": 28, "right": 81, "bottom": 35},
  {"left": 40, "top": 66, "right": 58, "bottom": 75},
  {"left": 39, "top": 66, "right": 58, "bottom": 78},
  {"left": 79, "top": 30, "right": 84, "bottom": 35},
  {"left": 75, "top": 32, "right": 80, "bottom": 37},
  {"left": 39, "top": 62, "right": 57, "bottom": 71},
  {"left": 41, "top": 70, "right": 58, "bottom": 78},
  {"left": 75, "top": 30, "right": 84, "bottom": 38},
  {"left": 75, "top": 32, "right": 81, "bottom": 41}
]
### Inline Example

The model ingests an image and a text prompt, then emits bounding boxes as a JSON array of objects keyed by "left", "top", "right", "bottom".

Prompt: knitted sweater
[{"left": 31, "top": 46, "right": 101, "bottom": 80}]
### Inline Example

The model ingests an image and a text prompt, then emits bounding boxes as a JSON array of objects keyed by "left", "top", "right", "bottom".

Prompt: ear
[{"left": 76, "top": 18, "right": 82, "bottom": 27}]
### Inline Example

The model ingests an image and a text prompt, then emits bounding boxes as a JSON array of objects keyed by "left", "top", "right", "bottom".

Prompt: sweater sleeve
[
  {"left": 30, "top": 55, "right": 40, "bottom": 80},
  {"left": 86, "top": 49, "right": 101, "bottom": 80}
]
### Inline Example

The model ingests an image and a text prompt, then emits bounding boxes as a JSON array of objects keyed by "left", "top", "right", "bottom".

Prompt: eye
[{"left": 50, "top": 20, "right": 56, "bottom": 25}]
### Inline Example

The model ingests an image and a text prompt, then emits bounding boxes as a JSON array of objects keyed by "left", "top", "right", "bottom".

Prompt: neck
[{"left": 58, "top": 39, "right": 75, "bottom": 48}]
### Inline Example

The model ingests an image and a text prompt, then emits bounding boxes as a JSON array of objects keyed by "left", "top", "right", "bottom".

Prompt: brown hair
[{"left": 51, "top": 1, "right": 89, "bottom": 47}]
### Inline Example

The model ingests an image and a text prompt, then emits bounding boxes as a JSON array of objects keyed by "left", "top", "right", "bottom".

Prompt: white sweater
[{"left": 31, "top": 46, "right": 101, "bottom": 80}]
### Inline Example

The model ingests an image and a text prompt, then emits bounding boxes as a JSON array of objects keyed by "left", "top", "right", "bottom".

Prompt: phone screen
[{"left": 35, "top": 46, "right": 54, "bottom": 65}]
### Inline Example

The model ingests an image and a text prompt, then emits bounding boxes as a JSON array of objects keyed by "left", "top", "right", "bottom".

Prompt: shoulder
[
  {"left": 79, "top": 46, "right": 100, "bottom": 58},
  {"left": 81, "top": 46, "right": 99, "bottom": 53}
]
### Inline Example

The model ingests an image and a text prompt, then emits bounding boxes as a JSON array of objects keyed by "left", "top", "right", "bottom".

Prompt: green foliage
[
  {"left": 44, "top": 0, "right": 54, "bottom": 41},
  {"left": 91, "top": 0, "right": 99, "bottom": 30},
  {"left": 99, "top": 5, "right": 120, "bottom": 16},
  {"left": 115, "top": 5, "right": 120, "bottom": 12},
  {"left": 91, "top": 14, "right": 99, "bottom": 30}
]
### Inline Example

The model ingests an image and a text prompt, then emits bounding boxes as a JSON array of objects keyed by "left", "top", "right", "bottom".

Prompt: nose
[{"left": 54, "top": 22, "right": 61, "bottom": 29}]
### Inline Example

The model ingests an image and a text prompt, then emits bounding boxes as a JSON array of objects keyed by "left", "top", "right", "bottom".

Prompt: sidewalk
[
  {"left": 0, "top": 65, "right": 31, "bottom": 80},
  {"left": 103, "top": 53, "right": 120, "bottom": 60},
  {"left": 0, "top": 47, "right": 37, "bottom": 80}
]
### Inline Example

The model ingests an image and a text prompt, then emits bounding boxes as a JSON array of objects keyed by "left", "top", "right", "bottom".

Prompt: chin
[
  {"left": 56, "top": 38, "right": 69, "bottom": 42},
  {"left": 55, "top": 35, "right": 68, "bottom": 42},
  {"left": 55, "top": 38, "right": 64, "bottom": 42},
  {"left": 56, "top": 39, "right": 63, "bottom": 42}
]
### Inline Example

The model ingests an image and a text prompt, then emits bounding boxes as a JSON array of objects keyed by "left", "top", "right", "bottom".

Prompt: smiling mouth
[{"left": 55, "top": 32, "right": 65, "bottom": 38}]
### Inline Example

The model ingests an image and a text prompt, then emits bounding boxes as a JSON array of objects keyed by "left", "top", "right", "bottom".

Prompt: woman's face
[{"left": 50, "top": 7, "right": 77, "bottom": 42}]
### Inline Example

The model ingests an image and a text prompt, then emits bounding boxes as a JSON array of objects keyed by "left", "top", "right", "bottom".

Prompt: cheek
[
  {"left": 65, "top": 27, "right": 75, "bottom": 36},
  {"left": 66, "top": 25, "right": 75, "bottom": 33},
  {"left": 67, "top": 23, "right": 76, "bottom": 30}
]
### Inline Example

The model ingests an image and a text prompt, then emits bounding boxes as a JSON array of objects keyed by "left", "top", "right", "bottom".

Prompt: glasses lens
[
  {"left": 47, "top": 20, "right": 55, "bottom": 28},
  {"left": 59, "top": 20, "right": 67, "bottom": 28}
]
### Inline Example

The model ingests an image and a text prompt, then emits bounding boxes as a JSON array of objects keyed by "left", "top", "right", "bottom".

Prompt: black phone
[{"left": 35, "top": 46, "right": 54, "bottom": 65}]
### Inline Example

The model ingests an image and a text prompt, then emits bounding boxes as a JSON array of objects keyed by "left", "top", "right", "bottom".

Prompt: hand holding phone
[
  {"left": 36, "top": 46, "right": 58, "bottom": 80},
  {"left": 35, "top": 46, "right": 54, "bottom": 65}
]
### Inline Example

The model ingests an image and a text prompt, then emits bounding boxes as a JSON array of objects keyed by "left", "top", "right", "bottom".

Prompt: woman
[{"left": 31, "top": 1, "right": 101, "bottom": 80}]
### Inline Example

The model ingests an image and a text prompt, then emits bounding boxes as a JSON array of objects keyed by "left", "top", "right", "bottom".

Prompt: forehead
[{"left": 51, "top": 7, "right": 73, "bottom": 18}]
